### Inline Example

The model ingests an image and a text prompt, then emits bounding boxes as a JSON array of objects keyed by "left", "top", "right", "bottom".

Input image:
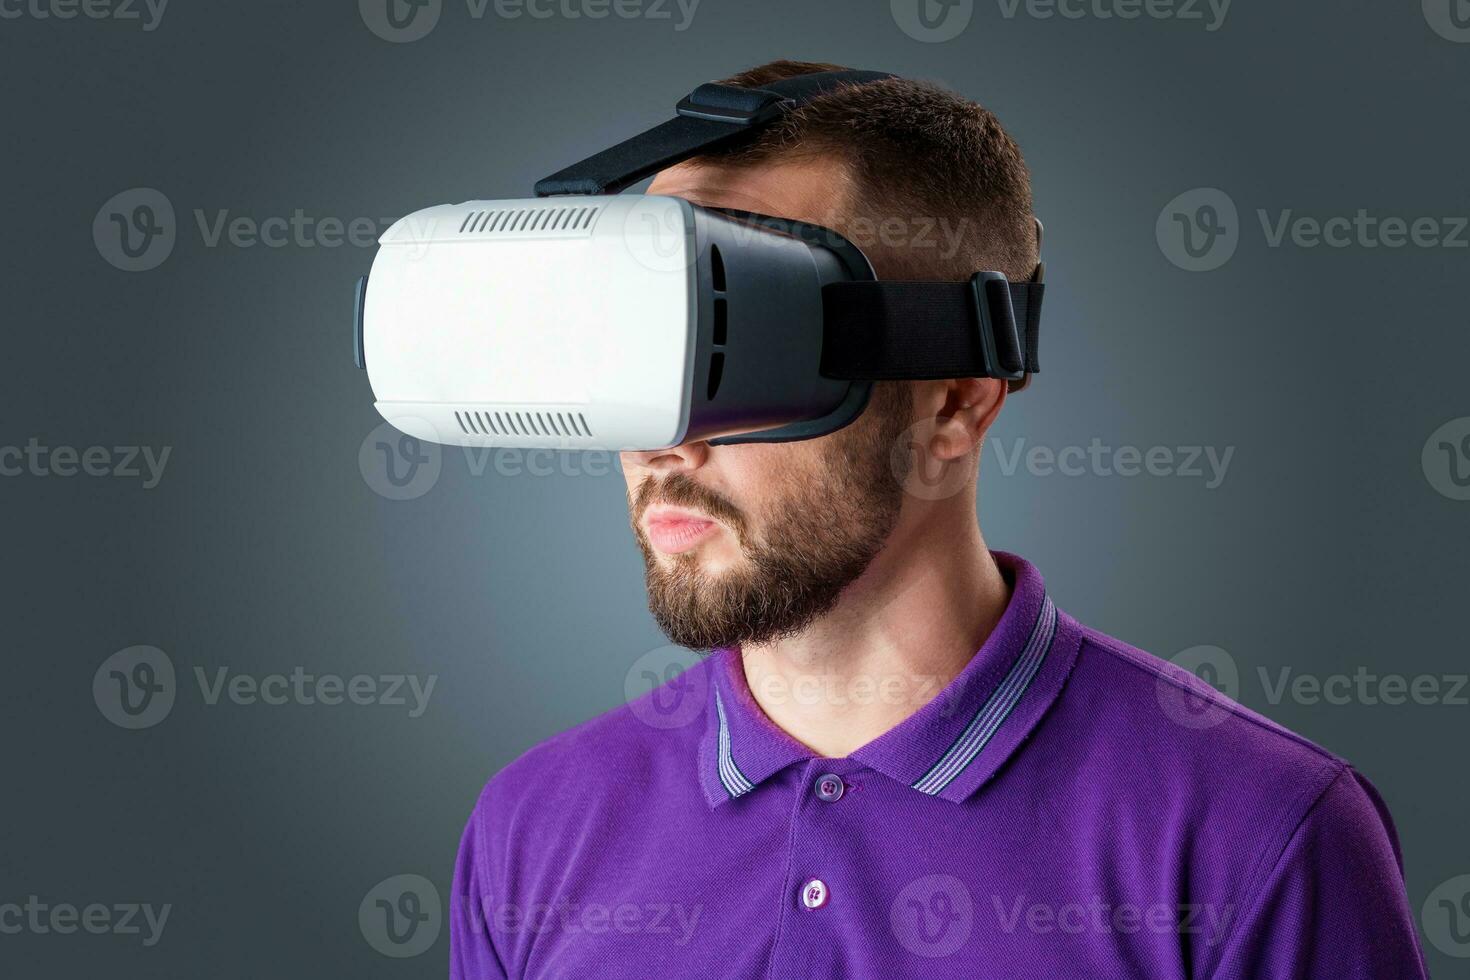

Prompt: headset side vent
[
  {"left": 453, "top": 409, "right": 595, "bottom": 441},
  {"left": 455, "top": 206, "right": 601, "bottom": 238}
]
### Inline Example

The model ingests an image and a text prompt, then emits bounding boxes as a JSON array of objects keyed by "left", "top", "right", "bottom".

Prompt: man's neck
[{"left": 738, "top": 513, "right": 1011, "bottom": 758}]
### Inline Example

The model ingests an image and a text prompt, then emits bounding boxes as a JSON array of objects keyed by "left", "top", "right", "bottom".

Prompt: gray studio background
[{"left": 3, "top": 0, "right": 1468, "bottom": 975}]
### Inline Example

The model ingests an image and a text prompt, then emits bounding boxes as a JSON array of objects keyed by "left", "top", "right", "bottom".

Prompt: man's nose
[{"left": 623, "top": 440, "right": 711, "bottom": 473}]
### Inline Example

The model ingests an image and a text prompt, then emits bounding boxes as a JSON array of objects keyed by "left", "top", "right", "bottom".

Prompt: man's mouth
[{"left": 643, "top": 506, "right": 719, "bottom": 555}]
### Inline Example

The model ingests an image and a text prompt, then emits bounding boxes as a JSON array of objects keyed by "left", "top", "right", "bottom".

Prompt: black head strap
[
  {"left": 820, "top": 273, "right": 1043, "bottom": 384},
  {"left": 534, "top": 70, "right": 896, "bottom": 197},
  {"left": 534, "top": 70, "right": 1045, "bottom": 392},
  {"left": 822, "top": 219, "right": 1045, "bottom": 389}
]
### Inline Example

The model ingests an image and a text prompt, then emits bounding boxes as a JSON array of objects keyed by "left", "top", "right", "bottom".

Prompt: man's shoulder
[
  {"left": 470, "top": 654, "right": 714, "bottom": 825},
  {"left": 1055, "top": 616, "right": 1367, "bottom": 838},
  {"left": 1051, "top": 617, "right": 1420, "bottom": 976},
  {"left": 1068, "top": 620, "right": 1348, "bottom": 775}
]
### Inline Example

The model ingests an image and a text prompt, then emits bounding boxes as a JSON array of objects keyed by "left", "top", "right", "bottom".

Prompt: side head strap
[
  {"left": 820, "top": 272, "right": 1043, "bottom": 383},
  {"left": 534, "top": 70, "right": 896, "bottom": 196},
  {"left": 534, "top": 70, "right": 1044, "bottom": 388}
]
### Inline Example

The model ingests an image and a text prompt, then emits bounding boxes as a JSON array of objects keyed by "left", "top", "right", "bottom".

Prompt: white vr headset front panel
[{"left": 364, "top": 195, "right": 697, "bottom": 450}]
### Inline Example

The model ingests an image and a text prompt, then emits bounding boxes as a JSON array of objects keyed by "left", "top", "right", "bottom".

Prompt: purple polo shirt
[{"left": 450, "top": 553, "right": 1426, "bottom": 978}]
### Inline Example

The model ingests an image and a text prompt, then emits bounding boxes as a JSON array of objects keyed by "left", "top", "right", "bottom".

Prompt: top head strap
[{"left": 534, "top": 70, "right": 896, "bottom": 196}]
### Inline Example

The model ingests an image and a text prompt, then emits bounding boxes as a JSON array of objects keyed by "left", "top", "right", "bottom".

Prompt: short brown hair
[{"left": 688, "top": 60, "right": 1038, "bottom": 282}]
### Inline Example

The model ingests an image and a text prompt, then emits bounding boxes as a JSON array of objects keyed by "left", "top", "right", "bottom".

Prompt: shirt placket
[{"left": 765, "top": 757, "right": 870, "bottom": 980}]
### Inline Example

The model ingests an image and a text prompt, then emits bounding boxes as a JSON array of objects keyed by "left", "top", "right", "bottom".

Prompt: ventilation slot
[
  {"left": 706, "top": 245, "right": 729, "bottom": 399},
  {"left": 706, "top": 353, "right": 725, "bottom": 400},
  {"left": 712, "top": 298, "right": 727, "bottom": 346},
  {"left": 709, "top": 244, "right": 726, "bottom": 291},
  {"left": 454, "top": 206, "right": 601, "bottom": 236},
  {"left": 455, "top": 409, "right": 593, "bottom": 439}
]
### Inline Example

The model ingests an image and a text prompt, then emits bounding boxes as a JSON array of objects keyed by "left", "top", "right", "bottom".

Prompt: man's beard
[{"left": 630, "top": 383, "right": 913, "bottom": 651}]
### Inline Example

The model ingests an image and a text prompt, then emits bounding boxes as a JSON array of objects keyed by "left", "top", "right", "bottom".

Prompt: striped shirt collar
[{"left": 697, "top": 551, "right": 1080, "bottom": 808}]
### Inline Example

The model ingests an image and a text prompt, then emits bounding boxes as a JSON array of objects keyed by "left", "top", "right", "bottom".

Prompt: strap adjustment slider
[
  {"left": 675, "top": 84, "right": 794, "bottom": 126},
  {"left": 970, "top": 271, "right": 1025, "bottom": 382}
]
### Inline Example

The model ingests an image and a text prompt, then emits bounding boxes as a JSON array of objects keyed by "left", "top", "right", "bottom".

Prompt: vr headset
[{"left": 353, "top": 69, "right": 1045, "bottom": 451}]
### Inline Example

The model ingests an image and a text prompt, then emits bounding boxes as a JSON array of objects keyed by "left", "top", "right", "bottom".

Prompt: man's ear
[{"left": 924, "top": 377, "right": 1006, "bottom": 460}]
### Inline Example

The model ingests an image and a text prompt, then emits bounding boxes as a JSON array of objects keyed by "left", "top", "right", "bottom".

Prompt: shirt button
[
  {"left": 801, "top": 878, "right": 829, "bottom": 910},
  {"left": 814, "top": 773, "right": 845, "bottom": 802}
]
